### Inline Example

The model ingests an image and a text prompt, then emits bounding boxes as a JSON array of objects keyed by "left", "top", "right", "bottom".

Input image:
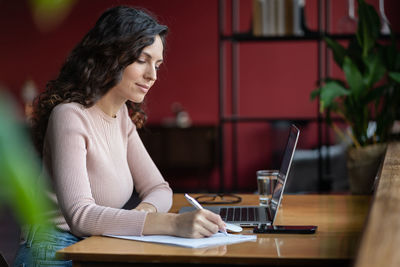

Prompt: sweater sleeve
[
  {"left": 46, "top": 105, "right": 148, "bottom": 237},
  {"left": 126, "top": 119, "right": 173, "bottom": 213}
]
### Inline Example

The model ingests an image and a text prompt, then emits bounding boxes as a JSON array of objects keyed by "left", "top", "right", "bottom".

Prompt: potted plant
[{"left": 311, "top": 0, "right": 400, "bottom": 194}]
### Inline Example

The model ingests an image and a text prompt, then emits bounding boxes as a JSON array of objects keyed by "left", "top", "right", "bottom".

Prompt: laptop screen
[{"left": 269, "top": 125, "right": 300, "bottom": 223}]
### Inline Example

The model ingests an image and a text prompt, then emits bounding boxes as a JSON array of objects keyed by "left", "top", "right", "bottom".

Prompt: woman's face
[{"left": 114, "top": 35, "right": 164, "bottom": 103}]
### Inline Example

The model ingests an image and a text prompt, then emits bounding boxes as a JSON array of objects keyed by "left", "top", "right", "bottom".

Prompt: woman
[{"left": 14, "top": 6, "right": 225, "bottom": 267}]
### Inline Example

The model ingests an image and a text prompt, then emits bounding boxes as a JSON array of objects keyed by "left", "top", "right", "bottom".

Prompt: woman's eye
[{"left": 137, "top": 59, "right": 145, "bottom": 64}]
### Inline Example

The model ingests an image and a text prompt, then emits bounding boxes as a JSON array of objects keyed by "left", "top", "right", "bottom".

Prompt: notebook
[
  {"left": 179, "top": 124, "right": 300, "bottom": 227},
  {"left": 104, "top": 233, "right": 257, "bottom": 249}
]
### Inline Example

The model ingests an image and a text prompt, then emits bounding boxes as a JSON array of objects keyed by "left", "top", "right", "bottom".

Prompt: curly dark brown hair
[{"left": 31, "top": 6, "right": 168, "bottom": 157}]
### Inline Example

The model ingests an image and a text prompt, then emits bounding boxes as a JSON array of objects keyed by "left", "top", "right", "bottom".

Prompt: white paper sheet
[{"left": 104, "top": 233, "right": 257, "bottom": 248}]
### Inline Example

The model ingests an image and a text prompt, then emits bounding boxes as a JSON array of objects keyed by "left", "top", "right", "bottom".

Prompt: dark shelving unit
[{"left": 217, "top": 0, "right": 338, "bottom": 193}]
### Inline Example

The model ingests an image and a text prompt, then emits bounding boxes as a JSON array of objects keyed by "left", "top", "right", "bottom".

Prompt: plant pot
[{"left": 347, "top": 143, "right": 387, "bottom": 194}]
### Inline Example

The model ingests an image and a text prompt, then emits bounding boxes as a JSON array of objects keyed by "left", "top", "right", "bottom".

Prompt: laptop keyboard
[{"left": 219, "top": 207, "right": 260, "bottom": 222}]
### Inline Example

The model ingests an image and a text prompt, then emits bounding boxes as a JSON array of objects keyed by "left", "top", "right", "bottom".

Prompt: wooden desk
[{"left": 58, "top": 194, "right": 370, "bottom": 266}]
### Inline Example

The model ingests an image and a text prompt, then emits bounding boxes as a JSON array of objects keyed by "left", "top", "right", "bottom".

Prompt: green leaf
[
  {"left": 324, "top": 78, "right": 347, "bottom": 87},
  {"left": 343, "top": 57, "right": 364, "bottom": 96},
  {"left": 311, "top": 78, "right": 347, "bottom": 100},
  {"left": 389, "top": 72, "right": 400, "bottom": 83},
  {"left": 29, "top": 0, "right": 76, "bottom": 13},
  {"left": 0, "top": 92, "right": 52, "bottom": 226},
  {"left": 396, "top": 52, "right": 400, "bottom": 71},
  {"left": 318, "top": 81, "right": 349, "bottom": 112},
  {"left": 310, "top": 88, "right": 320, "bottom": 100},
  {"left": 363, "top": 53, "right": 386, "bottom": 88},
  {"left": 347, "top": 38, "right": 364, "bottom": 71},
  {"left": 324, "top": 37, "right": 346, "bottom": 67},
  {"left": 28, "top": 0, "right": 77, "bottom": 32},
  {"left": 356, "top": 0, "right": 380, "bottom": 58}
]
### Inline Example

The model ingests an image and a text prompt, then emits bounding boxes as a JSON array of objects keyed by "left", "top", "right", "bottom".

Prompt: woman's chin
[{"left": 130, "top": 97, "right": 145, "bottom": 104}]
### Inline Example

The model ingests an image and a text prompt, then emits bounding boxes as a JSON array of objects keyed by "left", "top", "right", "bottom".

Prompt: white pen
[{"left": 184, "top": 193, "right": 228, "bottom": 236}]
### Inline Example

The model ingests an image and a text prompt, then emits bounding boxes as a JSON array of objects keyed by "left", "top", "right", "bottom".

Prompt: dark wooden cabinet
[{"left": 139, "top": 125, "right": 218, "bottom": 177}]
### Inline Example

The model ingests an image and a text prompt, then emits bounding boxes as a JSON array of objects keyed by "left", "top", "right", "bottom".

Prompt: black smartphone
[{"left": 253, "top": 224, "right": 317, "bottom": 234}]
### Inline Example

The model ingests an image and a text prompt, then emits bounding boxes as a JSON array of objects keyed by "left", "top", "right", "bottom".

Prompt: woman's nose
[{"left": 145, "top": 65, "right": 157, "bottom": 81}]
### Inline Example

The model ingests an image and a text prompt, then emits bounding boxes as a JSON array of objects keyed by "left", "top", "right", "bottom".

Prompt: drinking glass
[{"left": 257, "top": 170, "right": 279, "bottom": 206}]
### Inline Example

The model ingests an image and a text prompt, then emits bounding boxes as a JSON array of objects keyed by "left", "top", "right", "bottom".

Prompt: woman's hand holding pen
[
  {"left": 141, "top": 193, "right": 225, "bottom": 237},
  {"left": 173, "top": 209, "right": 226, "bottom": 238},
  {"left": 142, "top": 210, "right": 226, "bottom": 238}
]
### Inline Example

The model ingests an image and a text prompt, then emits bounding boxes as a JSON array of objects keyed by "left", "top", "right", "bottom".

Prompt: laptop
[{"left": 179, "top": 124, "right": 300, "bottom": 227}]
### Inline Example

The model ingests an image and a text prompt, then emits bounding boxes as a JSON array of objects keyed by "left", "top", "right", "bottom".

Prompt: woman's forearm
[{"left": 142, "top": 212, "right": 177, "bottom": 235}]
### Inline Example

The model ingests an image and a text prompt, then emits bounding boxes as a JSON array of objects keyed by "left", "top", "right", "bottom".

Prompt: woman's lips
[{"left": 136, "top": 83, "right": 150, "bottom": 93}]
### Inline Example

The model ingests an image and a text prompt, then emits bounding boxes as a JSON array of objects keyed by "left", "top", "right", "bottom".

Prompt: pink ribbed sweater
[{"left": 42, "top": 102, "right": 173, "bottom": 237}]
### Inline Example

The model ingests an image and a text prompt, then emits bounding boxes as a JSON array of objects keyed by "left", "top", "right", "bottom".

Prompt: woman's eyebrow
[{"left": 142, "top": 52, "right": 163, "bottom": 63}]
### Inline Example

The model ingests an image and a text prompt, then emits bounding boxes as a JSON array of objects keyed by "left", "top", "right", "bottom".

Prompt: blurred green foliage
[
  {"left": 29, "top": 0, "right": 77, "bottom": 32},
  {"left": 0, "top": 91, "right": 52, "bottom": 226}
]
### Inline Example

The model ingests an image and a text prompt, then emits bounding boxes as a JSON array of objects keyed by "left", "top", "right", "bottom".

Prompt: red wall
[
  {"left": 1, "top": 0, "right": 399, "bottom": 192},
  {"left": 0, "top": 0, "right": 220, "bottom": 124}
]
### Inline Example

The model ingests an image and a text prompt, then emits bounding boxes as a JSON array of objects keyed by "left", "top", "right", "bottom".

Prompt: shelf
[
  {"left": 220, "top": 116, "right": 319, "bottom": 123},
  {"left": 220, "top": 116, "right": 343, "bottom": 123},
  {"left": 221, "top": 32, "right": 395, "bottom": 42},
  {"left": 221, "top": 32, "right": 320, "bottom": 42}
]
